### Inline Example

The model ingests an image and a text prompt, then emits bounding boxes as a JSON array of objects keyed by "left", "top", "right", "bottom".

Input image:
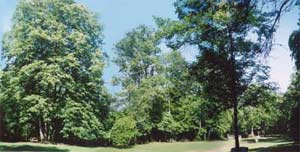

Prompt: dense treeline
[{"left": 0, "top": 0, "right": 299, "bottom": 148}]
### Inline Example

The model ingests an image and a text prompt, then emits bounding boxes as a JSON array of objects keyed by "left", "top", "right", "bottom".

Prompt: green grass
[
  {"left": 0, "top": 141, "right": 227, "bottom": 152},
  {"left": 0, "top": 136, "right": 297, "bottom": 152}
]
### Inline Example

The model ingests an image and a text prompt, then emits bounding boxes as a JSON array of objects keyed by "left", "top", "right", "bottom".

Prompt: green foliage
[
  {"left": 0, "top": 0, "right": 295, "bottom": 146},
  {"left": 156, "top": 0, "right": 279, "bottom": 147},
  {"left": 175, "top": 95, "right": 207, "bottom": 140},
  {"left": 288, "top": 14, "right": 300, "bottom": 142},
  {"left": 0, "top": 0, "right": 109, "bottom": 143},
  {"left": 239, "top": 106, "right": 263, "bottom": 135},
  {"left": 289, "top": 30, "right": 300, "bottom": 70},
  {"left": 114, "top": 25, "right": 162, "bottom": 87},
  {"left": 61, "top": 100, "right": 105, "bottom": 141},
  {"left": 290, "top": 103, "right": 299, "bottom": 142},
  {"left": 283, "top": 74, "right": 300, "bottom": 142},
  {"left": 113, "top": 25, "right": 168, "bottom": 141},
  {"left": 195, "top": 128, "right": 207, "bottom": 141},
  {"left": 162, "top": 51, "right": 209, "bottom": 140},
  {"left": 212, "top": 110, "right": 233, "bottom": 139},
  {"left": 239, "top": 84, "right": 281, "bottom": 135},
  {"left": 130, "top": 75, "right": 168, "bottom": 139},
  {"left": 240, "top": 84, "right": 277, "bottom": 107},
  {"left": 157, "top": 112, "right": 181, "bottom": 140},
  {"left": 110, "top": 116, "right": 137, "bottom": 147}
]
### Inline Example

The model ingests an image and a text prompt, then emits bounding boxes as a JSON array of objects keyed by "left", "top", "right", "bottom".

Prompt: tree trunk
[
  {"left": 228, "top": 27, "right": 240, "bottom": 150},
  {"left": 230, "top": 56, "right": 240, "bottom": 149},
  {"left": 233, "top": 96, "right": 240, "bottom": 149},
  {"left": 250, "top": 126, "right": 254, "bottom": 136},
  {"left": 199, "top": 120, "right": 202, "bottom": 129},
  {"left": 168, "top": 98, "right": 171, "bottom": 114},
  {"left": 39, "top": 118, "right": 44, "bottom": 142},
  {"left": 207, "top": 129, "right": 211, "bottom": 140},
  {"left": 44, "top": 122, "right": 49, "bottom": 141}
]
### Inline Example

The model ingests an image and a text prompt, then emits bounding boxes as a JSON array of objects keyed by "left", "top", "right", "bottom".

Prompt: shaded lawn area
[
  {"left": 249, "top": 143, "right": 300, "bottom": 152},
  {"left": 0, "top": 144, "right": 69, "bottom": 151},
  {"left": 241, "top": 136, "right": 299, "bottom": 152},
  {"left": 248, "top": 137, "right": 300, "bottom": 152},
  {"left": 0, "top": 136, "right": 297, "bottom": 152},
  {"left": 0, "top": 141, "right": 227, "bottom": 152}
]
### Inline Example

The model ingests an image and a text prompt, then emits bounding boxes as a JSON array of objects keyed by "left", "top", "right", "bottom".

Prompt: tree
[
  {"left": 162, "top": 51, "right": 199, "bottom": 140},
  {"left": 113, "top": 25, "right": 168, "bottom": 142},
  {"left": 0, "top": 0, "right": 109, "bottom": 143},
  {"left": 288, "top": 9, "right": 300, "bottom": 142},
  {"left": 156, "top": 0, "right": 283, "bottom": 150}
]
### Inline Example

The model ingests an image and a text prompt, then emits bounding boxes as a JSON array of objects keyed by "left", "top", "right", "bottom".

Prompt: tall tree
[
  {"left": 288, "top": 13, "right": 300, "bottom": 142},
  {"left": 162, "top": 51, "right": 209, "bottom": 140},
  {"left": 156, "top": 0, "right": 285, "bottom": 150},
  {"left": 0, "top": 0, "right": 109, "bottom": 143},
  {"left": 113, "top": 25, "right": 167, "bottom": 141}
]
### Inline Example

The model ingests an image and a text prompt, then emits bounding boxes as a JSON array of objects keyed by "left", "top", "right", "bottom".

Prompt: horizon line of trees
[{"left": 0, "top": 0, "right": 299, "bottom": 148}]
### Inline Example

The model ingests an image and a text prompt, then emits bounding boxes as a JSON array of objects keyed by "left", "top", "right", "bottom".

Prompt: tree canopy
[{"left": 0, "top": 0, "right": 109, "bottom": 143}]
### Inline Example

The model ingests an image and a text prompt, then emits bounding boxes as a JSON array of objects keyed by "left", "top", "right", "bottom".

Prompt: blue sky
[{"left": 0, "top": 0, "right": 298, "bottom": 93}]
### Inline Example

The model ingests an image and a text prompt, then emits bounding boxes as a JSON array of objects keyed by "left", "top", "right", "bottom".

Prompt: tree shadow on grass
[
  {"left": 0, "top": 145, "right": 69, "bottom": 151},
  {"left": 249, "top": 143, "right": 300, "bottom": 152},
  {"left": 243, "top": 136, "right": 290, "bottom": 144},
  {"left": 257, "top": 137, "right": 290, "bottom": 143}
]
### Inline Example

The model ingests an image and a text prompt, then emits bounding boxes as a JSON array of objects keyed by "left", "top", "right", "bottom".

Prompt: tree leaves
[{"left": 0, "top": 0, "right": 108, "bottom": 142}]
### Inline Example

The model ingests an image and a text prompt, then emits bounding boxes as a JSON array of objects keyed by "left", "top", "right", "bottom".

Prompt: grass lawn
[{"left": 0, "top": 136, "right": 298, "bottom": 152}]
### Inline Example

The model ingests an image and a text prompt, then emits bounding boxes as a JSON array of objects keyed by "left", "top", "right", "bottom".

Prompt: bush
[
  {"left": 157, "top": 112, "right": 181, "bottom": 141},
  {"left": 110, "top": 116, "right": 137, "bottom": 147},
  {"left": 195, "top": 128, "right": 207, "bottom": 140}
]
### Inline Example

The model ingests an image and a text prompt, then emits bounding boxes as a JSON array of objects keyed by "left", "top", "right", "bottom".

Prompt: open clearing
[{"left": 0, "top": 136, "right": 298, "bottom": 152}]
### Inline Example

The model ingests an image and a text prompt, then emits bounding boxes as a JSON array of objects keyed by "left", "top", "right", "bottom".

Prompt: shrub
[
  {"left": 195, "top": 128, "right": 207, "bottom": 140},
  {"left": 157, "top": 112, "right": 181, "bottom": 140},
  {"left": 110, "top": 116, "right": 137, "bottom": 147}
]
